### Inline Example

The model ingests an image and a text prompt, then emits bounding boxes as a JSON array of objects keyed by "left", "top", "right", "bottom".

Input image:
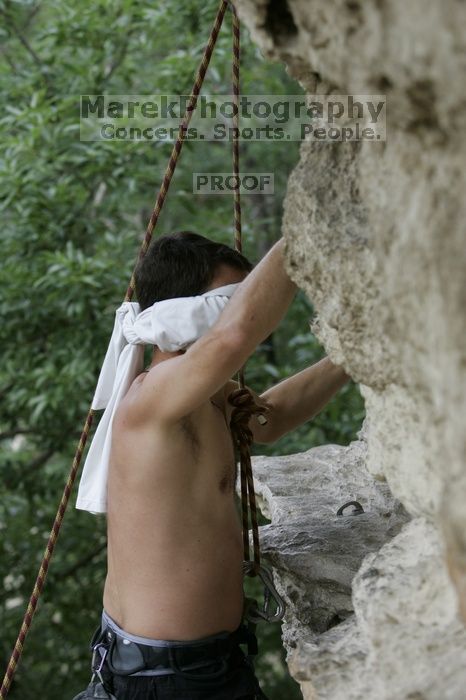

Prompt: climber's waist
[{"left": 91, "top": 610, "right": 258, "bottom": 677}]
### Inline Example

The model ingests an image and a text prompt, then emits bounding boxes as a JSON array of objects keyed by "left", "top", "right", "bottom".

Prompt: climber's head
[{"left": 134, "top": 230, "right": 252, "bottom": 311}]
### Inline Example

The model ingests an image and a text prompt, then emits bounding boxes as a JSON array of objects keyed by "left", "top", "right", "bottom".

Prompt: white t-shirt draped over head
[{"left": 75, "top": 283, "right": 240, "bottom": 515}]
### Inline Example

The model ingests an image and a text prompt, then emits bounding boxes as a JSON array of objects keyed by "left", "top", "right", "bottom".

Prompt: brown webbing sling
[{"left": 0, "top": 2, "right": 264, "bottom": 696}]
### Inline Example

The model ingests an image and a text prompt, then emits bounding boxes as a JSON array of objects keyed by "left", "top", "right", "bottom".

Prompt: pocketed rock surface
[{"left": 233, "top": 0, "right": 466, "bottom": 697}]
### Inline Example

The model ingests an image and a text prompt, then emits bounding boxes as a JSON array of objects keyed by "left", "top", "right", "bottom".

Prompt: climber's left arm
[{"left": 226, "top": 356, "right": 350, "bottom": 444}]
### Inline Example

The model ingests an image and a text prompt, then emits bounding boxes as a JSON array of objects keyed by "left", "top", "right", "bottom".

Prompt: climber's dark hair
[{"left": 134, "top": 231, "right": 253, "bottom": 310}]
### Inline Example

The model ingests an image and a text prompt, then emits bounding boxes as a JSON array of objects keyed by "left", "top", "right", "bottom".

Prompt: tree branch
[
  {"left": 0, "top": 46, "right": 20, "bottom": 73},
  {"left": 22, "top": 4, "right": 41, "bottom": 33},
  {"left": 53, "top": 541, "right": 107, "bottom": 581},
  {"left": 0, "top": 7, "right": 53, "bottom": 93},
  {"left": 22, "top": 448, "right": 55, "bottom": 475},
  {"left": 0, "top": 382, "right": 15, "bottom": 401},
  {"left": 101, "top": 39, "right": 131, "bottom": 87}
]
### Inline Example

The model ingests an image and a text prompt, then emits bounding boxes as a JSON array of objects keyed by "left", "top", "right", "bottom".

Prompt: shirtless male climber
[{"left": 74, "top": 230, "right": 350, "bottom": 700}]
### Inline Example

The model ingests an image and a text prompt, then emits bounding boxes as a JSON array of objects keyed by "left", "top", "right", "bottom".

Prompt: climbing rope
[
  {"left": 231, "top": 3, "right": 242, "bottom": 258},
  {"left": 123, "top": 0, "right": 229, "bottom": 303},
  {"left": 0, "top": 2, "right": 266, "bottom": 696},
  {"left": 229, "top": 389, "right": 263, "bottom": 573},
  {"left": 228, "top": 2, "right": 261, "bottom": 576}
]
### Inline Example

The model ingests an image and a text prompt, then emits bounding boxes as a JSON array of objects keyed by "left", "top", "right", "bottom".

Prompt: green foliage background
[{"left": 0, "top": 1, "right": 364, "bottom": 697}]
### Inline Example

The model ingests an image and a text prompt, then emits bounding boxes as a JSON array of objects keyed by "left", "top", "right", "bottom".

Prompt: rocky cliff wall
[{"left": 233, "top": 1, "right": 466, "bottom": 698}]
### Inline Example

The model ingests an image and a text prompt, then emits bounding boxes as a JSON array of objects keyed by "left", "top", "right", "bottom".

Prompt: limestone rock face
[
  {"left": 252, "top": 445, "right": 466, "bottom": 700},
  {"left": 233, "top": 0, "right": 466, "bottom": 697},
  {"left": 251, "top": 441, "right": 411, "bottom": 644}
]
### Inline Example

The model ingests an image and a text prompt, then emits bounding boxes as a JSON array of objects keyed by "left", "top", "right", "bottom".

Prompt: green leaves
[{"left": 1, "top": 2, "right": 363, "bottom": 698}]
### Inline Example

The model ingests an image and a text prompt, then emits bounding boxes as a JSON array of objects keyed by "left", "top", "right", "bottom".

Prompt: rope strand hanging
[
  {"left": 228, "top": 3, "right": 262, "bottom": 576},
  {"left": 0, "top": 1, "right": 265, "bottom": 696}
]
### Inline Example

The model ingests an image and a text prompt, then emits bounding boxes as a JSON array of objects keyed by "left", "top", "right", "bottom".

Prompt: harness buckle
[{"left": 243, "top": 561, "right": 286, "bottom": 623}]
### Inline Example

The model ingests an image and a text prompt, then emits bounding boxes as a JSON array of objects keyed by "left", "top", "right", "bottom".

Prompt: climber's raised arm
[
  {"left": 136, "top": 238, "right": 298, "bottom": 423},
  {"left": 227, "top": 356, "right": 350, "bottom": 444}
]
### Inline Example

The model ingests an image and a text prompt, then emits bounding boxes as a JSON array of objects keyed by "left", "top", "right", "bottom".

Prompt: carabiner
[{"left": 243, "top": 561, "right": 286, "bottom": 623}]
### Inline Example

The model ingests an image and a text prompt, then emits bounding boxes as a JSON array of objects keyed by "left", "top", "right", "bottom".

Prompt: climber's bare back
[{"left": 102, "top": 367, "right": 244, "bottom": 641}]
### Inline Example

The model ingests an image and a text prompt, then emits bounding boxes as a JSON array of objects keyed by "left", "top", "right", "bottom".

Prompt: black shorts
[{"left": 105, "top": 646, "right": 268, "bottom": 699}]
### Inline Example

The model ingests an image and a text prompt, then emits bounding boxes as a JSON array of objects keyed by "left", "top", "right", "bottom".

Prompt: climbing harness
[
  {"left": 0, "top": 3, "right": 284, "bottom": 697},
  {"left": 72, "top": 619, "right": 265, "bottom": 699}
]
